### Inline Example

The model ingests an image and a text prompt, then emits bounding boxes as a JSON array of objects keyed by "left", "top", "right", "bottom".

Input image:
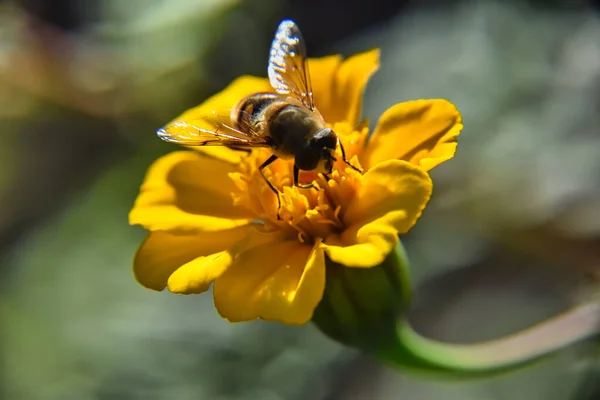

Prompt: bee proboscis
[{"left": 157, "top": 19, "right": 361, "bottom": 218}]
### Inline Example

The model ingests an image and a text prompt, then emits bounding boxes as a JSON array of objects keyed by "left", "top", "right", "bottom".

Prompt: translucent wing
[
  {"left": 268, "top": 19, "right": 315, "bottom": 110},
  {"left": 157, "top": 117, "right": 271, "bottom": 148}
]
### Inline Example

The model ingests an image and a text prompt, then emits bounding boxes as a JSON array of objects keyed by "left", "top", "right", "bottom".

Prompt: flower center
[{"left": 228, "top": 122, "right": 367, "bottom": 244}]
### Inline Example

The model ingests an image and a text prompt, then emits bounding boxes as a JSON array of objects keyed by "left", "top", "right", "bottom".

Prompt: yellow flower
[{"left": 129, "top": 49, "right": 462, "bottom": 325}]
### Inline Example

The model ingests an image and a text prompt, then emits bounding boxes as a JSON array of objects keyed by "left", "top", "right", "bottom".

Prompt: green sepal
[{"left": 312, "top": 242, "right": 412, "bottom": 352}]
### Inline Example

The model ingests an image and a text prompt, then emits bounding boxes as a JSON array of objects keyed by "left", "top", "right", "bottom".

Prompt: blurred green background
[{"left": 1, "top": 0, "right": 599, "bottom": 398}]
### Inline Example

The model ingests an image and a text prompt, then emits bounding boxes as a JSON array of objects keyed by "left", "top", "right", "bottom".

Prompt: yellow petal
[
  {"left": 344, "top": 159, "right": 433, "bottom": 232},
  {"left": 213, "top": 240, "right": 325, "bottom": 325},
  {"left": 327, "top": 160, "right": 432, "bottom": 267},
  {"left": 330, "top": 49, "right": 380, "bottom": 127},
  {"left": 308, "top": 54, "right": 342, "bottom": 121},
  {"left": 363, "top": 99, "right": 463, "bottom": 171},
  {"left": 167, "top": 225, "right": 284, "bottom": 294},
  {"left": 129, "top": 151, "right": 253, "bottom": 234},
  {"left": 321, "top": 224, "right": 399, "bottom": 268},
  {"left": 171, "top": 76, "right": 272, "bottom": 164},
  {"left": 133, "top": 226, "right": 251, "bottom": 291},
  {"left": 167, "top": 251, "right": 232, "bottom": 294},
  {"left": 309, "top": 50, "right": 380, "bottom": 127}
]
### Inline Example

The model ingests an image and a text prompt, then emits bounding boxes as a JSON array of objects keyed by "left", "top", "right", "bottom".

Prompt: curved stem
[{"left": 379, "top": 299, "right": 600, "bottom": 376}]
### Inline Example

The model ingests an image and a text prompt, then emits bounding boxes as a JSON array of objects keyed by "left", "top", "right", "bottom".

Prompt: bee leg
[
  {"left": 258, "top": 155, "right": 282, "bottom": 220},
  {"left": 339, "top": 141, "right": 362, "bottom": 173},
  {"left": 294, "top": 164, "right": 317, "bottom": 190}
]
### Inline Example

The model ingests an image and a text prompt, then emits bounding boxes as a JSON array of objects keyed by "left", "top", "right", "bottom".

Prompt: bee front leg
[
  {"left": 293, "top": 164, "right": 318, "bottom": 190},
  {"left": 339, "top": 141, "right": 362, "bottom": 173},
  {"left": 258, "top": 154, "right": 283, "bottom": 220}
]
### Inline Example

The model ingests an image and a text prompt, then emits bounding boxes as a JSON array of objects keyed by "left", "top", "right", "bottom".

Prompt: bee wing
[
  {"left": 268, "top": 20, "right": 315, "bottom": 110},
  {"left": 157, "top": 117, "right": 271, "bottom": 148}
]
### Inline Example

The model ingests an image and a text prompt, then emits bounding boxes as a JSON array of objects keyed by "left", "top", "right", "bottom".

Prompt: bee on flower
[{"left": 129, "top": 19, "right": 462, "bottom": 326}]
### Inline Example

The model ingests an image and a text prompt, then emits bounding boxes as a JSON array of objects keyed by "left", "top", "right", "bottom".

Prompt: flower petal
[
  {"left": 213, "top": 239, "right": 325, "bottom": 325},
  {"left": 330, "top": 49, "right": 380, "bottom": 127},
  {"left": 129, "top": 151, "right": 254, "bottom": 234},
  {"left": 309, "top": 50, "right": 380, "bottom": 127},
  {"left": 308, "top": 54, "right": 342, "bottom": 121},
  {"left": 363, "top": 99, "right": 463, "bottom": 171},
  {"left": 344, "top": 159, "right": 433, "bottom": 231},
  {"left": 167, "top": 251, "right": 232, "bottom": 294},
  {"left": 324, "top": 159, "right": 432, "bottom": 268},
  {"left": 321, "top": 224, "right": 399, "bottom": 268},
  {"left": 134, "top": 226, "right": 251, "bottom": 291},
  {"left": 172, "top": 76, "right": 272, "bottom": 164}
]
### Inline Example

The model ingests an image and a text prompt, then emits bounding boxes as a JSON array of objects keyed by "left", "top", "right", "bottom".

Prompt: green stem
[{"left": 379, "top": 299, "right": 600, "bottom": 376}]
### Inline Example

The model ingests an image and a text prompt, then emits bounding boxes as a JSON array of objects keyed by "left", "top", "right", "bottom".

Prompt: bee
[{"left": 157, "top": 19, "right": 361, "bottom": 217}]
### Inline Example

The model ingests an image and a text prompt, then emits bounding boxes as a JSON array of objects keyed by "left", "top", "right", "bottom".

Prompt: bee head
[{"left": 295, "top": 128, "right": 338, "bottom": 173}]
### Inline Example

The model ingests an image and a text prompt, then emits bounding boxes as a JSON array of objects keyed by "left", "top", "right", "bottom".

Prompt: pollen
[{"left": 230, "top": 123, "right": 365, "bottom": 244}]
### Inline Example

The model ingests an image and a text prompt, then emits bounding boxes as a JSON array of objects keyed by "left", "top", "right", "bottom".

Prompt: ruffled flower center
[{"left": 228, "top": 122, "right": 367, "bottom": 244}]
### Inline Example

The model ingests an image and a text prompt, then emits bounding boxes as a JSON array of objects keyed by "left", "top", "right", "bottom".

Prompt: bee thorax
[{"left": 268, "top": 105, "right": 322, "bottom": 159}]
